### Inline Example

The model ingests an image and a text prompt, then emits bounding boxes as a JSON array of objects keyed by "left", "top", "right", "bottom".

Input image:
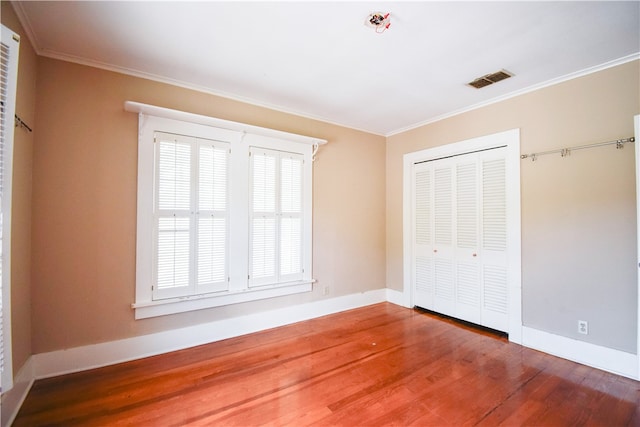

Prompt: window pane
[
  {"left": 281, "top": 156, "right": 301, "bottom": 213},
  {"left": 198, "top": 216, "right": 226, "bottom": 285},
  {"left": 280, "top": 216, "right": 301, "bottom": 275},
  {"left": 252, "top": 153, "right": 275, "bottom": 213},
  {"left": 158, "top": 140, "right": 191, "bottom": 210},
  {"left": 199, "top": 144, "right": 227, "bottom": 211},
  {"left": 252, "top": 217, "right": 275, "bottom": 279},
  {"left": 157, "top": 216, "right": 190, "bottom": 289}
]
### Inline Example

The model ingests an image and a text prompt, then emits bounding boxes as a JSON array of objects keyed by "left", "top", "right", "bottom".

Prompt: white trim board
[
  {"left": 634, "top": 114, "right": 640, "bottom": 383},
  {"left": 1, "top": 356, "right": 34, "bottom": 427},
  {"left": 522, "top": 326, "right": 638, "bottom": 380},
  {"left": 33, "top": 289, "right": 388, "bottom": 379}
]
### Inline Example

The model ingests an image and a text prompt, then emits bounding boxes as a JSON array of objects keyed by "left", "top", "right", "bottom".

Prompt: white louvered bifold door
[
  {"left": 432, "top": 160, "right": 455, "bottom": 317},
  {"left": 411, "top": 147, "right": 509, "bottom": 333},
  {"left": 413, "top": 163, "right": 433, "bottom": 309},
  {"left": 479, "top": 150, "right": 509, "bottom": 331},
  {"left": 454, "top": 159, "right": 481, "bottom": 325}
]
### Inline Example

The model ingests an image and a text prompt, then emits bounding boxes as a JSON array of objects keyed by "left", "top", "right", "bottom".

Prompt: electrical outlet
[
  {"left": 323, "top": 285, "right": 330, "bottom": 296},
  {"left": 578, "top": 320, "right": 588, "bottom": 335}
]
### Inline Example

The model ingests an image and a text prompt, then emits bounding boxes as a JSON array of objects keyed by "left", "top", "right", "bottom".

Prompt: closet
[{"left": 411, "top": 146, "right": 509, "bottom": 332}]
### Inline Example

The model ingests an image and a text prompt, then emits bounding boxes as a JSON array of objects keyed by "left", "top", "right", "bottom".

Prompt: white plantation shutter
[
  {"left": 157, "top": 139, "right": 191, "bottom": 210},
  {"left": 155, "top": 135, "right": 193, "bottom": 297},
  {"left": 0, "top": 32, "right": 6, "bottom": 391},
  {"left": 250, "top": 148, "right": 303, "bottom": 286},
  {"left": 157, "top": 216, "right": 191, "bottom": 290},
  {"left": 1, "top": 24, "right": 18, "bottom": 392},
  {"left": 280, "top": 155, "right": 302, "bottom": 278},
  {"left": 197, "top": 217, "right": 226, "bottom": 284},
  {"left": 153, "top": 132, "right": 229, "bottom": 299},
  {"left": 197, "top": 143, "right": 228, "bottom": 289},
  {"left": 250, "top": 150, "right": 277, "bottom": 282}
]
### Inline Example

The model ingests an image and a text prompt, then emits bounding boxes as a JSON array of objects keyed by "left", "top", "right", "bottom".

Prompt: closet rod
[{"left": 520, "top": 136, "right": 635, "bottom": 161}]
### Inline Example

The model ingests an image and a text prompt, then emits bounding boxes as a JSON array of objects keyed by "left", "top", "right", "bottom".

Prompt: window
[
  {"left": 249, "top": 148, "right": 304, "bottom": 287},
  {"left": 0, "top": 24, "right": 19, "bottom": 392},
  {"left": 130, "top": 103, "right": 323, "bottom": 319},
  {"left": 153, "top": 132, "right": 229, "bottom": 300}
]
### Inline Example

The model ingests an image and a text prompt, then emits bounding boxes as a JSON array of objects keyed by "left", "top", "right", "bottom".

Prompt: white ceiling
[{"left": 11, "top": 1, "right": 640, "bottom": 136}]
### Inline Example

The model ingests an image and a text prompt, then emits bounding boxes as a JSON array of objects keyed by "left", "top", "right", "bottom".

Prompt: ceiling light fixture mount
[{"left": 365, "top": 12, "right": 391, "bottom": 33}]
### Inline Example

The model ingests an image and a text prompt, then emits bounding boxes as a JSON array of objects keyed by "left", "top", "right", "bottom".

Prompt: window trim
[{"left": 129, "top": 102, "right": 325, "bottom": 319}]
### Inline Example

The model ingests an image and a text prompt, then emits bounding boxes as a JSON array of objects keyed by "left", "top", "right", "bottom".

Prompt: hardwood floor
[{"left": 14, "top": 303, "right": 640, "bottom": 426}]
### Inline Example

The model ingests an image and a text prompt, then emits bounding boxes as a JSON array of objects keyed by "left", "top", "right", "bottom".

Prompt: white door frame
[
  {"left": 402, "top": 128, "right": 522, "bottom": 344},
  {"left": 634, "top": 114, "right": 639, "bottom": 380}
]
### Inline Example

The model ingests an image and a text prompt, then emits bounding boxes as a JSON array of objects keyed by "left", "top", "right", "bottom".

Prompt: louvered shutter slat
[
  {"left": 157, "top": 217, "right": 191, "bottom": 289},
  {"left": 155, "top": 137, "right": 192, "bottom": 293},
  {"left": 158, "top": 140, "right": 191, "bottom": 210},
  {"left": 198, "top": 217, "right": 226, "bottom": 284},
  {"left": 252, "top": 217, "right": 276, "bottom": 279},
  {"left": 482, "top": 158, "right": 507, "bottom": 251},
  {"left": 197, "top": 143, "right": 228, "bottom": 288},
  {"left": 280, "top": 156, "right": 302, "bottom": 276},
  {"left": 0, "top": 39, "right": 7, "bottom": 380},
  {"left": 456, "top": 162, "right": 477, "bottom": 248},
  {"left": 415, "top": 169, "right": 431, "bottom": 245},
  {"left": 434, "top": 168, "right": 452, "bottom": 245}
]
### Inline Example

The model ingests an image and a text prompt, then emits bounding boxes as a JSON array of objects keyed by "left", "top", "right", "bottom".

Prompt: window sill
[{"left": 132, "top": 280, "right": 315, "bottom": 319}]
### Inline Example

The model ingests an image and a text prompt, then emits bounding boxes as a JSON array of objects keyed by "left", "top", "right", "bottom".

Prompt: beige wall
[
  {"left": 31, "top": 57, "right": 386, "bottom": 353},
  {"left": 387, "top": 60, "right": 639, "bottom": 353},
  {"left": 1, "top": 2, "right": 37, "bottom": 377}
]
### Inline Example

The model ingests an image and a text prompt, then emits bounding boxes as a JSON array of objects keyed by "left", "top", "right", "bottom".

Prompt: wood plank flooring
[{"left": 14, "top": 303, "right": 640, "bottom": 426}]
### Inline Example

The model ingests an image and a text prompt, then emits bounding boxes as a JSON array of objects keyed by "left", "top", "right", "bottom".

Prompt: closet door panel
[
  {"left": 433, "top": 164, "right": 455, "bottom": 317},
  {"left": 413, "top": 164, "right": 434, "bottom": 309},
  {"left": 480, "top": 152, "right": 509, "bottom": 331},
  {"left": 454, "top": 160, "right": 481, "bottom": 323}
]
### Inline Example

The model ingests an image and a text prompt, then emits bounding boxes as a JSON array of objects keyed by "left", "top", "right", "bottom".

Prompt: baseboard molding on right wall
[{"left": 522, "top": 326, "right": 638, "bottom": 380}]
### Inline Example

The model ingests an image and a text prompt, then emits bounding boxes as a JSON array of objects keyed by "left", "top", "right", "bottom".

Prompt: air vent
[{"left": 468, "top": 70, "right": 513, "bottom": 89}]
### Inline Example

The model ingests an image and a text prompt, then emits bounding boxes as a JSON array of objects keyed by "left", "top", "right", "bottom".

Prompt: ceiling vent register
[{"left": 468, "top": 70, "right": 513, "bottom": 89}]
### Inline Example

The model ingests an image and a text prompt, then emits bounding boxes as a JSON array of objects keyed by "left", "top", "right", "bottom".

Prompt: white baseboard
[
  {"left": 34, "top": 288, "right": 388, "bottom": 380},
  {"left": 385, "top": 288, "right": 406, "bottom": 307},
  {"left": 1, "top": 357, "right": 35, "bottom": 427},
  {"left": 522, "top": 326, "right": 638, "bottom": 380}
]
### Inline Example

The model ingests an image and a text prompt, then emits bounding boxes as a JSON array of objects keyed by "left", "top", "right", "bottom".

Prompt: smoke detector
[
  {"left": 365, "top": 12, "right": 391, "bottom": 33},
  {"left": 468, "top": 69, "right": 513, "bottom": 89}
]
